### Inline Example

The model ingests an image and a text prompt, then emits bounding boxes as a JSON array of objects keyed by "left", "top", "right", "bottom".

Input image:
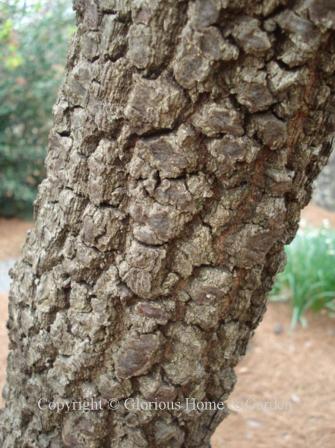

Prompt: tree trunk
[
  {"left": 1, "top": 0, "right": 334, "bottom": 446},
  {"left": 313, "top": 144, "right": 335, "bottom": 210}
]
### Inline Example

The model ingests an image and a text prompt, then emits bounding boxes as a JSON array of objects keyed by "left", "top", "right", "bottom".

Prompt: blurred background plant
[
  {"left": 271, "top": 224, "right": 335, "bottom": 327},
  {"left": 0, "top": 0, "right": 74, "bottom": 217}
]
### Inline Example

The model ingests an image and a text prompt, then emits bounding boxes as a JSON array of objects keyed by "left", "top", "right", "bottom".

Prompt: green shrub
[
  {"left": 271, "top": 226, "right": 335, "bottom": 327},
  {"left": 0, "top": 0, "right": 74, "bottom": 217}
]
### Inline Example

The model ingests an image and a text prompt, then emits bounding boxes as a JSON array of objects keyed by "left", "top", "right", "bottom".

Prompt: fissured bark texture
[{"left": 1, "top": 0, "right": 335, "bottom": 447}]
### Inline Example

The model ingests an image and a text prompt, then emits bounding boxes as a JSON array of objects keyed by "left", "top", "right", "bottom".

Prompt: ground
[
  {"left": 211, "top": 303, "right": 335, "bottom": 448},
  {"left": 0, "top": 205, "right": 334, "bottom": 446}
]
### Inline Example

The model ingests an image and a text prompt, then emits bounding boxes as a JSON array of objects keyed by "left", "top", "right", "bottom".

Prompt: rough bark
[{"left": 1, "top": 0, "right": 335, "bottom": 447}]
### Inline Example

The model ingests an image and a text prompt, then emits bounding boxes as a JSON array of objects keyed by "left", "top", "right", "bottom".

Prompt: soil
[
  {"left": 211, "top": 303, "right": 335, "bottom": 448},
  {"left": 300, "top": 203, "right": 335, "bottom": 228},
  {"left": 0, "top": 205, "right": 334, "bottom": 447},
  {"left": 0, "top": 218, "right": 32, "bottom": 260}
]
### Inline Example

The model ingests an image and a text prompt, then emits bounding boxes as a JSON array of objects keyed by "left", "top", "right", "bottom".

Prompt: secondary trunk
[
  {"left": 313, "top": 146, "right": 335, "bottom": 210},
  {"left": 1, "top": 0, "right": 335, "bottom": 446}
]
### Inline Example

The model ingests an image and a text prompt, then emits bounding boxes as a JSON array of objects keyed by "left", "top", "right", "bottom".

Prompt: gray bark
[
  {"left": 313, "top": 144, "right": 335, "bottom": 210},
  {"left": 1, "top": 0, "right": 335, "bottom": 447}
]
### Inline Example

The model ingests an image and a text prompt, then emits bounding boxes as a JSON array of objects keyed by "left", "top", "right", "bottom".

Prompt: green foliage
[
  {"left": 271, "top": 226, "right": 335, "bottom": 327},
  {"left": 0, "top": 0, "right": 74, "bottom": 217}
]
